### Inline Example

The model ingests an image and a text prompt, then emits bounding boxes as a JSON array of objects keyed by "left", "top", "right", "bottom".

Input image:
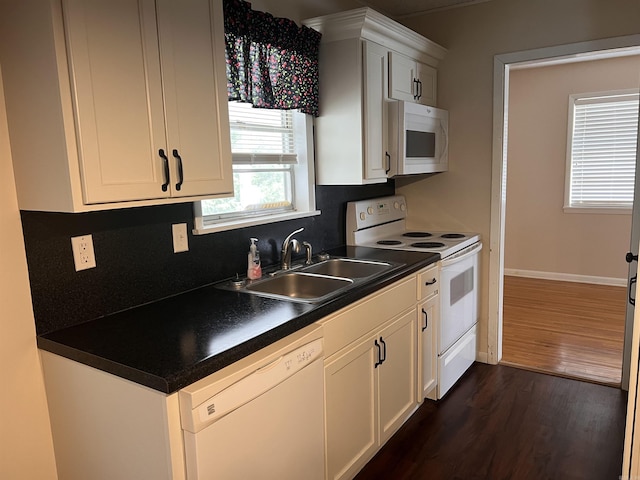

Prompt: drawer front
[
  {"left": 418, "top": 263, "right": 440, "bottom": 300},
  {"left": 321, "top": 276, "right": 417, "bottom": 358}
]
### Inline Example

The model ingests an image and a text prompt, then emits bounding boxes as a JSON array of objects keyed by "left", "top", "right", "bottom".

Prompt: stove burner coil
[
  {"left": 402, "top": 232, "right": 432, "bottom": 238},
  {"left": 440, "top": 233, "right": 465, "bottom": 239},
  {"left": 377, "top": 240, "right": 403, "bottom": 246},
  {"left": 411, "top": 242, "right": 445, "bottom": 249}
]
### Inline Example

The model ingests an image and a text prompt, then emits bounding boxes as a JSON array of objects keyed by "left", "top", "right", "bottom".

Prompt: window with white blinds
[
  {"left": 228, "top": 102, "right": 297, "bottom": 164},
  {"left": 194, "top": 102, "right": 318, "bottom": 233},
  {"left": 565, "top": 91, "right": 639, "bottom": 212}
]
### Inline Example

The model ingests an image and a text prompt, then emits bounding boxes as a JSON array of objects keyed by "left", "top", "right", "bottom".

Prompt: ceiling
[{"left": 355, "top": 0, "right": 493, "bottom": 18}]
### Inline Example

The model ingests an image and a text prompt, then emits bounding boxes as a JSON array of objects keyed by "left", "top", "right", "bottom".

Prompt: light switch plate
[
  {"left": 71, "top": 234, "right": 96, "bottom": 271},
  {"left": 172, "top": 223, "right": 189, "bottom": 253}
]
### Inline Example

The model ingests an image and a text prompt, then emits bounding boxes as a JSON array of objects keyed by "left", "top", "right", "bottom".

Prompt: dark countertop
[{"left": 37, "top": 246, "right": 439, "bottom": 393}]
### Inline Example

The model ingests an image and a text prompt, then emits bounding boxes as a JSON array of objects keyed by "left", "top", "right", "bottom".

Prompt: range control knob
[
  {"left": 394, "top": 201, "right": 399, "bottom": 209},
  {"left": 360, "top": 212, "right": 366, "bottom": 221},
  {"left": 400, "top": 203, "right": 406, "bottom": 211},
  {"left": 367, "top": 207, "right": 374, "bottom": 215}
]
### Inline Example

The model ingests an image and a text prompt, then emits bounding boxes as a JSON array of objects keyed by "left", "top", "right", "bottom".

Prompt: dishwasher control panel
[{"left": 194, "top": 338, "right": 323, "bottom": 428}]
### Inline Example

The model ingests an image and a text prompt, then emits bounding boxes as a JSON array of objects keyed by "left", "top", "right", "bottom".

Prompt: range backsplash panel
[{"left": 21, "top": 183, "right": 395, "bottom": 334}]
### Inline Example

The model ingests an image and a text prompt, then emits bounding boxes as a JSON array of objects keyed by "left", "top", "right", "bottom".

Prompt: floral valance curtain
[{"left": 223, "top": 0, "right": 322, "bottom": 117}]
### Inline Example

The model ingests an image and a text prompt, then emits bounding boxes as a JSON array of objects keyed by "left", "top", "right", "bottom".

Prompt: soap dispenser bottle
[{"left": 247, "top": 238, "right": 262, "bottom": 280}]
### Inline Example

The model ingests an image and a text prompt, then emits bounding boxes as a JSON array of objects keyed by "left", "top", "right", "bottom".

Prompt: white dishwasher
[{"left": 179, "top": 325, "right": 325, "bottom": 480}]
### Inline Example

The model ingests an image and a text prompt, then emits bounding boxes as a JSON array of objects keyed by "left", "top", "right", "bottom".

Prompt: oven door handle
[{"left": 441, "top": 242, "right": 483, "bottom": 267}]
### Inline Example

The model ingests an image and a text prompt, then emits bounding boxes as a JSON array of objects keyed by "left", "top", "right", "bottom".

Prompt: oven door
[{"left": 438, "top": 242, "right": 482, "bottom": 354}]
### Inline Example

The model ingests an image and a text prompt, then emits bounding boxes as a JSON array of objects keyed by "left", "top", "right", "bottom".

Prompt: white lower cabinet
[
  {"left": 40, "top": 351, "right": 185, "bottom": 480},
  {"left": 325, "top": 309, "right": 416, "bottom": 480},
  {"left": 320, "top": 275, "right": 418, "bottom": 480},
  {"left": 377, "top": 311, "right": 418, "bottom": 444},
  {"left": 37, "top": 266, "right": 439, "bottom": 480},
  {"left": 324, "top": 333, "right": 378, "bottom": 480},
  {"left": 418, "top": 295, "right": 438, "bottom": 400},
  {"left": 417, "top": 263, "right": 440, "bottom": 401}
]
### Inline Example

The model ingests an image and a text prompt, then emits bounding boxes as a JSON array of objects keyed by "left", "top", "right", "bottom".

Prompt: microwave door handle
[
  {"left": 417, "top": 79, "right": 422, "bottom": 100},
  {"left": 385, "top": 152, "right": 391, "bottom": 174},
  {"left": 440, "top": 122, "right": 449, "bottom": 159}
]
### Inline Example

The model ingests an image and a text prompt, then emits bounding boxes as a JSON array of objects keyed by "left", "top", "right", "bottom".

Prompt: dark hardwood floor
[{"left": 355, "top": 363, "right": 627, "bottom": 480}]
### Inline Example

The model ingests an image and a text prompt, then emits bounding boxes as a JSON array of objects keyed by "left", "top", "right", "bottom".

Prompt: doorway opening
[{"left": 487, "top": 35, "right": 640, "bottom": 389}]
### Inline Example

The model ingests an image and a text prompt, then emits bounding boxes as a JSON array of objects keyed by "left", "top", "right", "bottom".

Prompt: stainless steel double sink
[{"left": 217, "top": 257, "right": 403, "bottom": 303}]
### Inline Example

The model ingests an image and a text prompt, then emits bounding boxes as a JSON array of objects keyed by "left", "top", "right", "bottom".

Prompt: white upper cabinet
[
  {"left": 298, "top": 34, "right": 388, "bottom": 186},
  {"left": 155, "top": 0, "right": 232, "bottom": 198},
  {"left": 1, "top": 0, "right": 232, "bottom": 212},
  {"left": 63, "top": 0, "right": 168, "bottom": 204},
  {"left": 389, "top": 51, "right": 437, "bottom": 106},
  {"left": 363, "top": 41, "right": 391, "bottom": 182},
  {"left": 303, "top": 8, "right": 446, "bottom": 186}
]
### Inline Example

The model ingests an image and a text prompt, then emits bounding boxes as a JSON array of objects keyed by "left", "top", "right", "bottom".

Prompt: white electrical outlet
[
  {"left": 71, "top": 234, "right": 96, "bottom": 271},
  {"left": 172, "top": 223, "right": 189, "bottom": 253}
]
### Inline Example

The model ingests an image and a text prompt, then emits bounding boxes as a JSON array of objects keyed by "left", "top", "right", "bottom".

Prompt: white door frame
[
  {"left": 623, "top": 235, "right": 640, "bottom": 478},
  {"left": 487, "top": 34, "right": 640, "bottom": 366}
]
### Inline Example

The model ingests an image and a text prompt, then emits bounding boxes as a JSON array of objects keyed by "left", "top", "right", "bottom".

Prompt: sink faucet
[
  {"left": 302, "top": 241, "right": 313, "bottom": 265},
  {"left": 281, "top": 227, "right": 304, "bottom": 270}
]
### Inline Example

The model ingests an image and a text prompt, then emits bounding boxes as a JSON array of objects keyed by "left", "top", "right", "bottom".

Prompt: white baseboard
[{"left": 504, "top": 268, "right": 627, "bottom": 287}]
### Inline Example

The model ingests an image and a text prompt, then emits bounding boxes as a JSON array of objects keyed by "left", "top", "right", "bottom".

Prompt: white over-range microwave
[{"left": 388, "top": 100, "right": 449, "bottom": 176}]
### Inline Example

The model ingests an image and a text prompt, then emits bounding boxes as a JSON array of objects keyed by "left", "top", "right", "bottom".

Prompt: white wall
[
  {"left": 0, "top": 66, "right": 57, "bottom": 478},
  {"left": 505, "top": 56, "right": 639, "bottom": 282},
  {"left": 396, "top": 0, "right": 640, "bottom": 356}
]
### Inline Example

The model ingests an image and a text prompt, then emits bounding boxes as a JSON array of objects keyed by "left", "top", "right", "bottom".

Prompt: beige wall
[
  {"left": 0, "top": 67, "right": 58, "bottom": 478},
  {"left": 251, "top": 0, "right": 361, "bottom": 22},
  {"left": 395, "top": 0, "right": 640, "bottom": 356},
  {"left": 505, "top": 56, "right": 639, "bottom": 281},
  {"left": 0, "top": 3, "right": 636, "bottom": 472}
]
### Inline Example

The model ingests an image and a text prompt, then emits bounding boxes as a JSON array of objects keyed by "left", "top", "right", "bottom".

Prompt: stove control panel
[{"left": 347, "top": 195, "right": 407, "bottom": 232}]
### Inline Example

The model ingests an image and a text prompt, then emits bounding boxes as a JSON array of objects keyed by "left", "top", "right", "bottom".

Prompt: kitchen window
[
  {"left": 194, "top": 0, "right": 321, "bottom": 233},
  {"left": 564, "top": 90, "right": 639, "bottom": 213},
  {"left": 194, "top": 102, "right": 319, "bottom": 233}
]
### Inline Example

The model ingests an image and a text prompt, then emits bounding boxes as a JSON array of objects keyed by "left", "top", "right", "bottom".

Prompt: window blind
[
  {"left": 568, "top": 93, "right": 639, "bottom": 209},
  {"left": 228, "top": 102, "right": 297, "bottom": 164}
]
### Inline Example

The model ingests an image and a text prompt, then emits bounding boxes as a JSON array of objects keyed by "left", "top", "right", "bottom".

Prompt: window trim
[
  {"left": 563, "top": 89, "right": 639, "bottom": 215},
  {"left": 193, "top": 111, "right": 320, "bottom": 234}
]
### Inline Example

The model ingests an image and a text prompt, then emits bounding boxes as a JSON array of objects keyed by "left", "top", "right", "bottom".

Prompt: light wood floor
[{"left": 501, "top": 275, "right": 626, "bottom": 386}]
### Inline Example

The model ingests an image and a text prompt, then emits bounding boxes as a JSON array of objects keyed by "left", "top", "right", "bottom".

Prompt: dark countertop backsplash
[{"left": 21, "top": 182, "right": 395, "bottom": 335}]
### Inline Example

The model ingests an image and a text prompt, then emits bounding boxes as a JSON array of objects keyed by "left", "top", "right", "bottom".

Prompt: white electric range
[
  {"left": 346, "top": 195, "right": 479, "bottom": 258},
  {"left": 346, "top": 195, "right": 481, "bottom": 399}
]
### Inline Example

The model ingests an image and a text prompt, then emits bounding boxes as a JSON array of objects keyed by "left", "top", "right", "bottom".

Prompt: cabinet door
[
  {"left": 63, "top": 0, "right": 169, "bottom": 204},
  {"left": 362, "top": 41, "right": 389, "bottom": 181},
  {"left": 389, "top": 51, "right": 437, "bottom": 107},
  {"left": 156, "top": 0, "right": 233, "bottom": 198},
  {"left": 378, "top": 309, "right": 417, "bottom": 444},
  {"left": 416, "top": 62, "right": 437, "bottom": 106},
  {"left": 418, "top": 295, "right": 439, "bottom": 401},
  {"left": 325, "top": 338, "right": 377, "bottom": 480},
  {"left": 388, "top": 51, "right": 418, "bottom": 103}
]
